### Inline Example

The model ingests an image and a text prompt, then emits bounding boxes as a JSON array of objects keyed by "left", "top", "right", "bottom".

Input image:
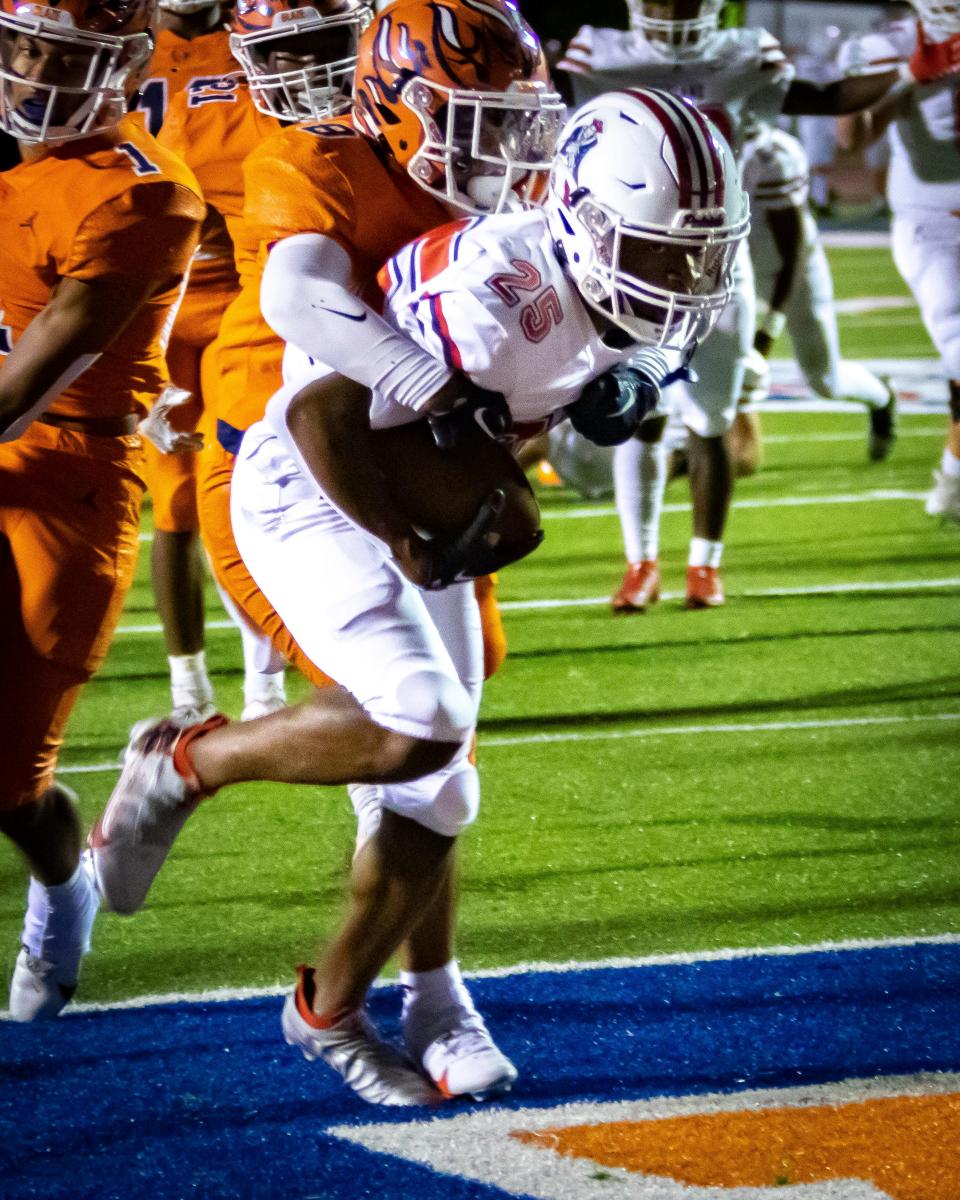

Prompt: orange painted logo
[{"left": 512, "top": 1091, "right": 960, "bottom": 1199}]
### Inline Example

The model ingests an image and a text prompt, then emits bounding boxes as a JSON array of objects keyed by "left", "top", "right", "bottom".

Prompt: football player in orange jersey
[
  {"left": 154, "top": 2, "right": 371, "bottom": 698},
  {"left": 0, "top": 0, "right": 204, "bottom": 1019},
  {"left": 132, "top": 0, "right": 283, "bottom": 722},
  {"left": 93, "top": 0, "right": 563, "bottom": 1105}
]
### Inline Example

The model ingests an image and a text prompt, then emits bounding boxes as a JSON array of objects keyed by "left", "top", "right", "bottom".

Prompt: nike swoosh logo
[{"left": 309, "top": 303, "right": 367, "bottom": 323}]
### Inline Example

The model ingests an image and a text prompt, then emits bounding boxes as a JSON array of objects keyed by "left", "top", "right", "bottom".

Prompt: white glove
[
  {"left": 739, "top": 348, "right": 770, "bottom": 407},
  {"left": 138, "top": 385, "right": 203, "bottom": 454}
]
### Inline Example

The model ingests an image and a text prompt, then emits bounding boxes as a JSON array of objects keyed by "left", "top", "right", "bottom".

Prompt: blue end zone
[{"left": 3, "top": 941, "right": 959, "bottom": 1199}]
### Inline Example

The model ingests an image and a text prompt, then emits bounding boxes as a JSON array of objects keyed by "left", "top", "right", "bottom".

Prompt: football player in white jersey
[
  {"left": 839, "top": 0, "right": 960, "bottom": 523},
  {"left": 557, "top": 0, "right": 922, "bottom": 611},
  {"left": 91, "top": 89, "right": 748, "bottom": 1101},
  {"left": 731, "top": 124, "right": 897, "bottom": 476}
]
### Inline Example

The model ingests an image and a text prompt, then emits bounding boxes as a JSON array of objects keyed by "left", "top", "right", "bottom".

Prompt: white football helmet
[
  {"left": 545, "top": 89, "right": 749, "bottom": 351},
  {"left": 629, "top": 0, "right": 724, "bottom": 58},
  {"left": 910, "top": 1, "right": 960, "bottom": 39}
]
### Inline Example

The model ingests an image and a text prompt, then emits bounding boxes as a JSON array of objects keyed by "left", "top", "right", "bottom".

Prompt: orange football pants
[
  {"left": 0, "top": 423, "right": 145, "bottom": 808},
  {"left": 142, "top": 279, "right": 237, "bottom": 533}
]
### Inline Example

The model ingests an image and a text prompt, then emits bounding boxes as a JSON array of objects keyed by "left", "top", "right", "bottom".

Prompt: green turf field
[{"left": 1, "top": 246, "right": 957, "bottom": 1006}]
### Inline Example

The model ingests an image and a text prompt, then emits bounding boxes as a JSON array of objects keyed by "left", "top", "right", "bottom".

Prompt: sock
[
  {"left": 614, "top": 439, "right": 665, "bottom": 563},
  {"left": 689, "top": 537, "right": 723, "bottom": 569},
  {"left": 294, "top": 964, "right": 353, "bottom": 1028},
  {"left": 168, "top": 651, "right": 214, "bottom": 713},
  {"left": 400, "top": 960, "right": 478, "bottom": 1049},
  {"left": 243, "top": 668, "right": 286, "bottom": 710},
  {"left": 21, "top": 857, "right": 98, "bottom": 964},
  {"left": 941, "top": 448, "right": 960, "bottom": 479}
]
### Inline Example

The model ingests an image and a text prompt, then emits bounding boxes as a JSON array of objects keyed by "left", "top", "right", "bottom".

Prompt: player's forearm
[
  {"left": 0, "top": 308, "right": 101, "bottom": 440},
  {"left": 765, "top": 207, "right": 804, "bottom": 314},
  {"left": 783, "top": 70, "right": 901, "bottom": 116},
  {"left": 261, "top": 233, "right": 453, "bottom": 414},
  {"left": 284, "top": 373, "right": 421, "bottom": 557}
]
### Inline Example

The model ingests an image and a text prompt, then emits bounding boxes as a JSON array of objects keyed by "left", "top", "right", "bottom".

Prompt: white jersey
[
  {"left": 559, "top": 26, "right": 795, "bottom": 158},
  {"left": 839, "top": 19, "right": 960, "bottom": 213},
  {"left": 280, "top": 209, "right": 637, "bottom": 448},
  {"left": 741, "top": 125, "right": 819, "bottom": 270}
]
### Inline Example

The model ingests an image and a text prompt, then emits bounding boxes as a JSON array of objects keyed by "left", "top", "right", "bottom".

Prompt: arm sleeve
[{"left": 260, "top": 232, "right": 452, "bottom": 416}]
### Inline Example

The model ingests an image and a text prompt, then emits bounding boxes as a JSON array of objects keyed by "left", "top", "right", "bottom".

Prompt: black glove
[
  {"left": 565, "top": 364, "right": 661, "bottom": 447},
  {"left": 428, "top": 382, "right": 512, "bottom": 449},
  {"left": 423, "top": 490, "right": 544, "bottom": 589}
]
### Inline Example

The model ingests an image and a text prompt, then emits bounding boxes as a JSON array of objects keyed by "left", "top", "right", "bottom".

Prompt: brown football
[{"left": 369, "top": 419, "right": 541, "bottom": 545}]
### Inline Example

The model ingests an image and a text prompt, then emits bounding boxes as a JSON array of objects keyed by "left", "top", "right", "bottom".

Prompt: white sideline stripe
[
  {"left": 53, "top": 711, "right": 960, "bottom": 777},
  {"left": 7, "top": 932, "right": 957, "bottom": 1019},
  {"left": 541, "top": 489, "right": 926, "bottom": 521},
  {"left": 500, "top": 576, "right": 960, "bottom": 610},
  {"left": 481, "top": 711, "right": 960, "bottom": 749}
]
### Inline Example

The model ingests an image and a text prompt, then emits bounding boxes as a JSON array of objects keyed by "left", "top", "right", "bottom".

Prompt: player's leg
[
  {"left": 892, "top": 212, "right": 960, "bottom": 520},
  {"left": 611, "top": 432, "right": 665, "bottom": 612},
  {"left": 0, "top": 428, "right": 144, "bottom": 1019},
  {"left": 678, "top": 254, "right": 754, "bottom": 609},
  {"left": 788, "top": 242, "right": 896, "bottom": 460},
  {"left": 196, "top": 435, "right": 319, "bottom": 707},
  {"left": 145, "top": 334, "right": 214, "bottom": 719}
]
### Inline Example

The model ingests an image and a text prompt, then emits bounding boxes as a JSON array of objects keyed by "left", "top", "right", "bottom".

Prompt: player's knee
[
  {"left": 381, "top": 757, "right": 480, "bottom": 837},
  {"left": 386, "top": 667, "right": 475, "bottom": 745}
]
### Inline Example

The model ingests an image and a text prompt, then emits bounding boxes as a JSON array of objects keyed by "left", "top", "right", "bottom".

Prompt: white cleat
[
  {"left": 90, "top": 715, "right": 226, "bottom": 915},
  {"left": 411, "top": 1013, "right": 518, "bottom": 1101},
  {"left": 924, "top": 469, "right": 960, "bottom": 523},
  {"left": 240, "top": 694, "right": 286, "bottom": 721},
  {"left": 170, "top": 701, "right": 218, "bottom": 725},
  {"left": 9, "top": 851, "right": 99, "bottom": 1021},
  {"left": 283, "top": 967, "right": 441, "bottom": 1107}
]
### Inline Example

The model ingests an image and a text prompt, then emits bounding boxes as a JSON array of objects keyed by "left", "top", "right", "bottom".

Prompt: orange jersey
[
  {"left": 215, "top": 114, "right": 452, "bottom": 431},
  {"left": 0, "top": 115, "right": 204, "bottom": 422},
  {"left": 132, "top": 26, "right": 238, "bottom": 138}
]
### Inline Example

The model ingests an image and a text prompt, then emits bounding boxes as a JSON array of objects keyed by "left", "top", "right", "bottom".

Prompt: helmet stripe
[
  {"left": 622, "top": 88, "right": 699, "bottom": 208},
  {"left": 654, "top": 88, "right": 725, "bottom": 208}
]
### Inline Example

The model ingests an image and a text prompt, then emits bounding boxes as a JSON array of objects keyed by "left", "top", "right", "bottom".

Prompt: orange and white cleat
[
  {"left": 611, "top": 560, "right": 661, "bottom": 613},
  {"left": 685, "top": 565, "right": 725, "bottom": 609}
]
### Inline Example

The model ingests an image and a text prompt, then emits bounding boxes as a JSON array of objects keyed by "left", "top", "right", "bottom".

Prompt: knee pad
[
  {"left": 380, "top": 756, "right": 480, "bottom": 837},
  {"left": 380, "top": 667, "right": 475, "bottom": 745}
]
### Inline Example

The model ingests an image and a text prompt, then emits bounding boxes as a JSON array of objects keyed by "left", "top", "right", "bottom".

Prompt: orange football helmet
[
  {"left": 353, "top": 0, "right": 564, "bottom": 215},
  {"left": 230, "top": 0, "right": 372, "bottom": 122},
  {"left": 0, "top": 0, "right": 155, "bottom": 142}
]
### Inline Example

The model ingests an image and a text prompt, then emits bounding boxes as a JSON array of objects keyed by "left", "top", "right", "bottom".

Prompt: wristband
[{"left": 760, "top": 309, "right": 787, "bottom": 341}]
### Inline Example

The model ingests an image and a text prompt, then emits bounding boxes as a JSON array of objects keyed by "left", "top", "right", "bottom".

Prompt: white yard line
[
  {"left": 480, "top": 711, "right": 960, "bottom": 749},
  {"left": 113, "top": 573, "right": 960, "bottom": 635},
  {"left": 820, "top": 231, "right": 892, "bottom": 249},
  {"left": 833, "top": 295, "right": 916, "bottom": 315},
  {"left": 539, "top": 489, "right": 927, "bottom": 522},
  {"left": 11, "top": 932, "right": 957, "bottom": 1017},
  {"left": 500, "top": 576, "right": 960, "bottom": 611},
  {"left": 55, "top": 711, "right": 960, "bottom": 777}
]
